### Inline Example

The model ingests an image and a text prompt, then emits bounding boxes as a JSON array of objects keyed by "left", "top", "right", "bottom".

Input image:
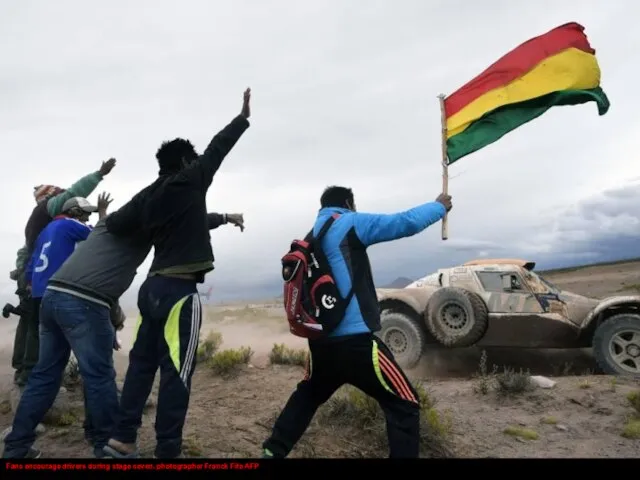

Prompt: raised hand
[
  {"left": 241, "top": 88, "right": 251, "bottom": 119},
  {"left": 97, "top": 192, "right": 113, "bottom": 219},
  {"left": 99, "top": 158, "right": 117, "bottom": 176}
]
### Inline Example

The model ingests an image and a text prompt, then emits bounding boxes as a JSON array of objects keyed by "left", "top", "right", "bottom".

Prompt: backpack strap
[
  {"left": 313, "top": 213, "right": 340, "bottom": 243},
  {"left": 311, "top": 214, "right": 356, "bottom": 305}
]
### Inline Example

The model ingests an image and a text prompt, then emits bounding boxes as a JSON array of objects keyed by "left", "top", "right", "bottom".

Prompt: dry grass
[
  {"left": 269, "top": 344, "right": 307, "bottom": 367},
  {"left": 622, "top": 418, "right": 640, "bottom": 439},
  {"left": 578, "top": 379, "right": 592, "bottom": 389},
  {"left": 622, "top": 390, "right": 640, "bottom": 439},
  {"left": 627, "top": 390, "right": 640, "bottom": 414},
  {"left": 541, "top": 416, "right": 558, "bottom": 425},
  {"left": 494, "top": 367, "right": 534, "bottom": 396},
  {"left": 44, "top": 410, "right": 79, "bottom": 427},
  {"left": 473, "top": 350, "right": 496, "bottom": 395},
  {"left": 197, "top": 331, "right": 223, "bottom": 362},
  {"left": 618, "top": 283, "right": 640, "bottom": 293},
  {"left": 207, "top": 347, "right": 254, "bottom": 378},
  {"left": 182, "top": 435, "right": 204, "bottom": 457},
  {"left": 316, "top": 382, "right": 454, "bottom": 458},
  {"left": 504, "top": 425, "right": 539, "bottom": 441},
  {"left": 473, "top": 351, "right": 532, "bottom": 397},
  {"left": 0, "top": 400, "right": 11, "bottom": 415}
]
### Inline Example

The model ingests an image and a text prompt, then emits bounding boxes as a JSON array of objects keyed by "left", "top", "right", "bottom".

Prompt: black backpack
[{"left": 281, "top": 214, "right": 353, "bottom": 339}]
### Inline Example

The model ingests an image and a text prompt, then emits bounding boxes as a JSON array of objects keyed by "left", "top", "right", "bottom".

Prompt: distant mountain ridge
[{"left": 381, "top": 276, "right": 414, "bottom": 288}]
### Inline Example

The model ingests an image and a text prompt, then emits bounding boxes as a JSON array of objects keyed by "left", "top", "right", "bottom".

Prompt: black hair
[
  {"left": 155, "top": 138, "right": 198, "bottom": 174},
  {"left": 320, "top": 185, "right": 354, "bottom": 209}
]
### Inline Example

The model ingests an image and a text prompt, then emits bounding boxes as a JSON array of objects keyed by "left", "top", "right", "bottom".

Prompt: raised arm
[
  {"left": 183, "top": 89, "right": 252, "bottom": 191},
  {"left": 46, "top": 159, "right": 116, "bottom": 216},
  {"left": 353, "top": 195, "right": 452, "bottom": 247},
  {"left": 105, "top": 191, "right": 145, "bottom": 237}
]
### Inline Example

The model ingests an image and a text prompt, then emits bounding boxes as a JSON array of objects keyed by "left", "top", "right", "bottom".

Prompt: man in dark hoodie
[
  {"left": 11, "top": 159, "right": 116, "bottom": 387},
  {"left": 101, "top": 88, "right": 251, "bottom": 459}
]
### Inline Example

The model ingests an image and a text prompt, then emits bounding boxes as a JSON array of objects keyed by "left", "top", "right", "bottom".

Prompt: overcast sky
[{"left": 1, "top": 0, "right": 639, "bottom": 304}]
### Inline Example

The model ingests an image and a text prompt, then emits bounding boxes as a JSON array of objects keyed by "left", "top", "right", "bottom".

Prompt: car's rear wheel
[
  {"left": 377, "top": 310, "right": 426, "bottom": 369},
  {"left": 426, "top": 287, "right": 489, "bottom": 347},
  {"left": 593, "top": 313, "right": 640, "bottom": 377}
]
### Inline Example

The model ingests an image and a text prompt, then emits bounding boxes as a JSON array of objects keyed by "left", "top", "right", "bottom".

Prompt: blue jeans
[{"left": 2, "top": 290, "right": 119, "bottom": 458}]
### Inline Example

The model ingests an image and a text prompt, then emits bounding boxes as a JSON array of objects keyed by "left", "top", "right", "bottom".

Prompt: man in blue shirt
[
  {"left": 25, "top": 197, "right": 98, "bottom": 299},
  {"left": 262, "top": 186, "right": 452, "bottom": 459},
  {"left": 3, "top": 194, "right": 110, "bottom": 459}
]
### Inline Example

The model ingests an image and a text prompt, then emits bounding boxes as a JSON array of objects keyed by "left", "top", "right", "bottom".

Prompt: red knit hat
[{"left": 33, "top": 185, "right": 64, "bottom": 203}]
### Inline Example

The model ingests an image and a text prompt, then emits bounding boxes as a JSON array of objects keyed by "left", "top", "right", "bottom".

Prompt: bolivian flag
[{"left": 445, "top": 22, "right": 610, "bottom": 163}]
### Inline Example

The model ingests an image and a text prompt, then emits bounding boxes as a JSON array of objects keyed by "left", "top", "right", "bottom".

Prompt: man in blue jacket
[{"left": 262, "top": 186, "right": 452, "bottom": 459}]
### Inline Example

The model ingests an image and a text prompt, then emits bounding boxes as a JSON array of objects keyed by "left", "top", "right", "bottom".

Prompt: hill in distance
[{"left": 381, "top": 276, "right": 414, "bottom": 288}]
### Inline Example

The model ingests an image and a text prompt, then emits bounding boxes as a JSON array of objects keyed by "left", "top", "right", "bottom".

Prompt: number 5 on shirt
[{"left": 35, "top": 241, "right": 52, "bottom": 273}]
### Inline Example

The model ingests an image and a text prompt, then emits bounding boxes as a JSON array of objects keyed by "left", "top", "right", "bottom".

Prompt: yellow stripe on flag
[{"left": 446, "top": 47, "right": 601, "bottom": 139}]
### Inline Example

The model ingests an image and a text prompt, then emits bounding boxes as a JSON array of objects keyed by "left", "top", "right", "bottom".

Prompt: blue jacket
[
  {"left": 26, "top": 217, "right": 92, "bottom": 298},
  {"left": 312, "top": 201, "right": 446, "bottom": 337}
]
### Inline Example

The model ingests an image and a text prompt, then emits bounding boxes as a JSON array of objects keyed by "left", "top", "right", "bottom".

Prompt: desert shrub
[
  {"left": 473, "top": 350, "right": 497, "bottom": 395},
  {"left": 316, "top": 382, "right": 454, "bottom": 458},
  {"left": 269, "top": 344, "right": 307, "bottom": 367},
  {"left": 182, "top": 436, "right": 204, "bottom": 457},
  {"left": 627, "top": 390, "right": 640, "bottom": 414},
  {"left": 494, "top": 367, "right": 533, "bottom": 396},
  {"left": 43, "top": 407, "right": 80, "bottom": 427},
  {"left": 62, "top": 357, "right": 82, "bottom": 389},
  {"left": 207, "top": 347, "right": 253, "bottom": 377},
  {"left": 622, "top": 418, "right": 640, "bottom": 439},
  {"left": 578, "top": 379, "right": 592, "bottom": 389},
  {"left": 197, "top": 331, "right": 223, "bottom": 362}
]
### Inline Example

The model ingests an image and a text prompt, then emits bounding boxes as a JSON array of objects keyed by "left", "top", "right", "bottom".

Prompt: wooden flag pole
[{"left": 438, "top": 93, "right": 449, "bottom": 240}]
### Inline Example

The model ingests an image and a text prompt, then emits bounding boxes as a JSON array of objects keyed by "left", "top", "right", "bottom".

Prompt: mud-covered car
[{"left": 376, "top": 259, "right": 640, "bottom": 377}]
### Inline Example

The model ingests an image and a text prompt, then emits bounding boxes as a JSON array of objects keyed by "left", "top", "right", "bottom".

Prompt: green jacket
[{"left": 14, "top": 171, "right": 104, "bottom": 272}]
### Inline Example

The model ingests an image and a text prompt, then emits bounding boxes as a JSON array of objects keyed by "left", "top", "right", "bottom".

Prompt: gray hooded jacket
[
  {"left": 48, "top": 217, "right": 151, "bottom": 307},
  {"left": 48, "top": 212, "right": 228, "bottom": 307}
]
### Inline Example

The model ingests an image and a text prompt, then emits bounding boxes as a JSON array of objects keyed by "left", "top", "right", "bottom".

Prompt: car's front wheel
[
  {"left": 592, "top": 313, "right": 640, "bottom": 377},
  {"left": 377, "top": 310, "right": 426, "bottom": 370}
]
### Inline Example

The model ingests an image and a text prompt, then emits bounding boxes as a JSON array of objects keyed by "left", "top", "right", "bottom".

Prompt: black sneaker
[{"left": 26, "top": 447, "right": 42, "bottom": 459}]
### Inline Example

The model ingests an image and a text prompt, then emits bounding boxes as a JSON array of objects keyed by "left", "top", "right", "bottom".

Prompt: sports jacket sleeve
[
  {"left": 46, "top": 171, "right": 103, "bottom": 217},
  {"left": 207, "top": 213, "right": 228, "bottom": 230},
  {"left": 24, "top": 246, "right": 37, "bottom": 285},
  {"left": 352, "top": 201, "right": 447, "bottom": 247},
  {"left": 183, "top": 115, "right": 250, "bottom": 191},
  {"left": 15, "top": 245, "right": 28, "bottom": 271}
]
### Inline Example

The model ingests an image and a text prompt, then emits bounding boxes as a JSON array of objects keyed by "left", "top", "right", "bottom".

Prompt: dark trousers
[
  {"left": 111, "top": 276, "right": 202, "bottom": 458},
  {"left": 263, "top": 334, "right": 420, "bottom": 458},
  {"left": 3, "top": 290, "right": 118, "bottom": 458},
  {"left": 12, "top": 298, "right": 40, "bottom": 386}
]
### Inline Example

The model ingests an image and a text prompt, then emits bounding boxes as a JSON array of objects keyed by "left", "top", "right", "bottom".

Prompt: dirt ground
[{"left": 1, "top": 259, "right": 639, "bottom": 458}]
